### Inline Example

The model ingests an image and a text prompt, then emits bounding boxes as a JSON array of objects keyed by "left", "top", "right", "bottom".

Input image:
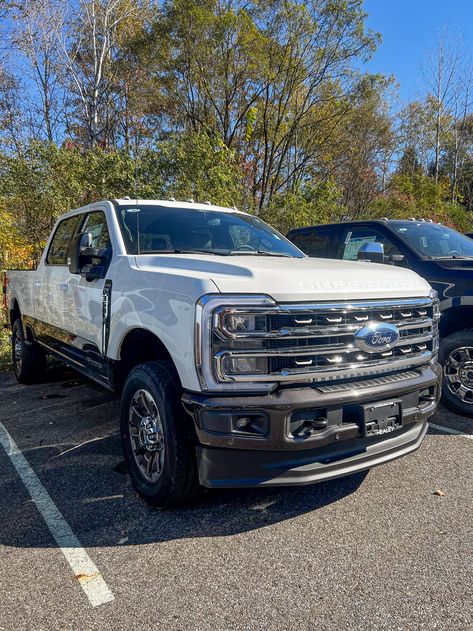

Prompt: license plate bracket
[{"left": 362, "top": 400, "right": 403, "bottom": 437}]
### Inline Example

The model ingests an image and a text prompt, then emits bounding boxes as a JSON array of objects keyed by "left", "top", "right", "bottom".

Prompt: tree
[
  {"left": 397, "top": 146, "right": 423, "bottom": 177},
  {"left": 59, "top": 0, "right": 148, "bottom": 148},
  {"left": 424, "top": 32, "right": 463, "bottom": 183},
  {"left": 8, "top": 0, "right": 64, "bottom": 144},
  {"left": 153, "top": 0, "right": 380, "bottom": 210}
]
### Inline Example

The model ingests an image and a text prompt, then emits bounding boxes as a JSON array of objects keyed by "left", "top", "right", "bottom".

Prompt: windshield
[
  {"left": 115, "top": 205, "right": 304, "bottom": 258},
  {"left": 390, "top": 222, "right": 473, "bottom": 259}
]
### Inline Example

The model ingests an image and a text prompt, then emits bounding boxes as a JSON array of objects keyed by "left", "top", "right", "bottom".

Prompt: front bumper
[{"left": 182, "top": 363, "right": 441, "bottom": 488}]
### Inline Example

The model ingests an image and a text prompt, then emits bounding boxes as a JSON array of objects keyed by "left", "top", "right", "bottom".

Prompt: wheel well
[
  {"left": 10, "top": 300, "right": 20, "bottom": 326},
  {"left": 117, "top": 329, "right": 177, "bottom": 386},
  {"left": 440, "top": 306, "right": 473, "bottom": 338}
]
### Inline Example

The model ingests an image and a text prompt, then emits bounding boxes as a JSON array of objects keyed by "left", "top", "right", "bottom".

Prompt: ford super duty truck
[{"left": 4, "top": 200, "right": 441, "bottom": 506}]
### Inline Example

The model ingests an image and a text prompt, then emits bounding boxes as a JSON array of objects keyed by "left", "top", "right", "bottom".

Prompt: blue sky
[{"left": 363, "top": 0, "right": 473, "bottom": 103}]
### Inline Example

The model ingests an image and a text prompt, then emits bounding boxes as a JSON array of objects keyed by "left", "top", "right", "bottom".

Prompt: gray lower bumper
[
  {"left": 182, "top": 363, "right": 441, "bottom": 488},
  {"left": 196, "top": 420, "right": 428, "bottom": 488}
]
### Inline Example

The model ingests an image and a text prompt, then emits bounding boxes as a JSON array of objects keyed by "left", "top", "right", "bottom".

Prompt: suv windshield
[
  {"left": 115, "top": 205, "right": 304, "bottom": 258},
  {"left": 391, "top": 222, "right": 473, "bottom": 259}
]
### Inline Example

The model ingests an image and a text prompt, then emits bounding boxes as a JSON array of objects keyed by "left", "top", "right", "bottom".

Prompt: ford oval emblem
[{"left": 354, "top": 322, "right": 400, "bottom": 353}]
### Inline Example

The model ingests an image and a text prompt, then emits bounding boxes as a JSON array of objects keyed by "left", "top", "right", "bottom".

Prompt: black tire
[
  {"left": 120, "top": 361, "right": 200, "bottom": 507},
  {"left": 440, "top": 329, "right": 473, "bottom": 417},
  {"left": 11, "top": 318, "right": 46, "bottom": 384}
]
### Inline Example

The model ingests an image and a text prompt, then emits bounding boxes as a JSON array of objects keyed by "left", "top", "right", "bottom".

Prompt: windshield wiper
[
  {"left": 145, "top": 248, "right": 230, "bottom": 256},
  {"left": 230, "top": 249, "right": 296, "bottom": 258}
]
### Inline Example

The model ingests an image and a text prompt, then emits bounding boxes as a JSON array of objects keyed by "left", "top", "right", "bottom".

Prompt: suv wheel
[
  {"left": 11, "top": 318, "right": 46, "bottom": 384},
  {"left": 440, "top": 329, "right": 473, "bottom": 417},
  {"left": 120, "top": 361, "right": 200, "bottom": 507}
]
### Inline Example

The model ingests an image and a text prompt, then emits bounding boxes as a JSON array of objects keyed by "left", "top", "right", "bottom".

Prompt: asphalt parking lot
[{"left": 0, "top": 368, "right": 472, "bottom": 631}]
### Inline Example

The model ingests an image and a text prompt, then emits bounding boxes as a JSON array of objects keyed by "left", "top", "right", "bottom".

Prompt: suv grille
[{"left": 213, "top": 298, "right": 439, "bottom": 383}]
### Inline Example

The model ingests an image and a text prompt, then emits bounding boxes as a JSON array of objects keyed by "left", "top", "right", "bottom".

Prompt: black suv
[{"left": 288, "top": 219, "right": 473, "bottom": 417}]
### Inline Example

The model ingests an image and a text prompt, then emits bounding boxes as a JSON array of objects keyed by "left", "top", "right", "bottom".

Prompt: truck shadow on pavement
[{"left": 0, "top": 369, "right": 368, "bottom": 549}]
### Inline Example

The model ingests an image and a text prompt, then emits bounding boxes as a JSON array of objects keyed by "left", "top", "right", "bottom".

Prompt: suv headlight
[{"left": 195, "top": 294, "right": 276, "bottom": 392}]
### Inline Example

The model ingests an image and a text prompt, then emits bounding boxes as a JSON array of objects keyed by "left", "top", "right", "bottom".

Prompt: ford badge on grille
[{"left": 354, "top": 323, "right": 400, "bottom": 353}]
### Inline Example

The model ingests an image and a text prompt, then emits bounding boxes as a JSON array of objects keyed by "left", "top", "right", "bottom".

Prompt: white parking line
[
  {"left": 0, "top": 421, "right": 115, "bottom": 608},
  {"left": 429, "top": 422, "right": 473, "bottom": 440}
]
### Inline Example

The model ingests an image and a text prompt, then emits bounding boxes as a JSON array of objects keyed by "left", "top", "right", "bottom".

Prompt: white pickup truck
[{"left": 4, "top": 199, "right": 441, "bottom": 506}]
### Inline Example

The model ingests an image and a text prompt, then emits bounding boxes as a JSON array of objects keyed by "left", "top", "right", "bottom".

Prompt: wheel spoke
[
  {"left": 139, "top": 391, "right": 153, "bottom": 416},
  {"left": 145, "top": 451, "right": 157, "bottom": 477},
  {"left": 130, "top": 403, "right": 144, "bottom": 421},
  {"left": 456, "top": 348, "right": 471, "bottom": 362}
]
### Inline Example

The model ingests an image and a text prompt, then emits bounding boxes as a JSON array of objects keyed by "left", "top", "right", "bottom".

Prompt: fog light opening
[{"left": 235, "top": 416, "right": 251, "bottom": 429}]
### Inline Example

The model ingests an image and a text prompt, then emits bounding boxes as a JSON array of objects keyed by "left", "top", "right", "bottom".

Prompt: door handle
[
  {"left": 57, "top": 283, "right": 69, "bottom": 291},
  {"left": 33, "top": 281, "right": 42, "bottom": 287}
]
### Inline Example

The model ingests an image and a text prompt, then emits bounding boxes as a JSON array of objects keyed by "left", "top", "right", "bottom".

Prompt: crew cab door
[{"left": 65, "top": 210, "right": 112, "bottom": 359}]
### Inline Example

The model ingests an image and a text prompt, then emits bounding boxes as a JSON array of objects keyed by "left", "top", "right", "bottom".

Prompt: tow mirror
[
  {"left": 68, "top": 232, "right": 92, "bottom": 274},
  {"left": 357, "top": 241, "right": 385, "bottom": 264},
  {"left": 68, "top": 232, "right": 109, "bottom": 280}
]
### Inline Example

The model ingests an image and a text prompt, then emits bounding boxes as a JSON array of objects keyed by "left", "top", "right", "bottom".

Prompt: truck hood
[{"left": 135, "top": 254, "right": 432, "bottom": 302}]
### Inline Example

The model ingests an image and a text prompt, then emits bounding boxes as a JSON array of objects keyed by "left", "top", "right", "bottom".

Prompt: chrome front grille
[{"left": 212, "top": 298, "right": 439, "bottom": 384}]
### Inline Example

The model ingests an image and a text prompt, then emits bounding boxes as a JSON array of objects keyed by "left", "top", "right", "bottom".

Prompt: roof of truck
[
  {"left": 112, "top": 198, "right": 244, "bottom": 214},
  {"left": 287, "top": 219, "right": 441, "bottom": 235}
]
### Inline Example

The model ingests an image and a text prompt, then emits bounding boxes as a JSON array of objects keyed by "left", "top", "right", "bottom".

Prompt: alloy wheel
[{"left": 128, "top": 389, "right": 165, "bottom": 481}]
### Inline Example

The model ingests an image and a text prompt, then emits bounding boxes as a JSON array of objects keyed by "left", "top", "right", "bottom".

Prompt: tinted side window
[
  {"left": 291, "top": 230, "right": 339, "bottom": 258},
  {"left": 341, "top": 228, "right": 405, "bottom": 262},
  {"left": 81, "top": 211, "right": 111, "bottom": 249},
  {"left": 46, "top": 215, "right": 80, "bottom": 265}
]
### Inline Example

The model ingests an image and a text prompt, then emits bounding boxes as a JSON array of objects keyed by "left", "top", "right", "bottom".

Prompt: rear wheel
[
  {"left": 11, "top": 318, "right": 46, "bottom": 384},
  {"left": 440, "top": 329, "right": 473, "bottom": 417},
  {"left": 120, "top": 361, "right": 200, "bottom": 507}
]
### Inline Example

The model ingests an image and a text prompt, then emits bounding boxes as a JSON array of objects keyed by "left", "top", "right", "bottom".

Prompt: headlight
[
  {"left": 195, "top": 294, "right": 276, "bottom": 392},
  {"left": 223, "top": 313, "right": 268, "bottom": 335},
  {"left": 223, "top": 355, "right": 268, "bottom": 375}
]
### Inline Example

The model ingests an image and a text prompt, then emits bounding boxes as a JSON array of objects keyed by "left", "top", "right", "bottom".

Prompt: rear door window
[{"left": 290, "top": 229, "right": 341, "bottom": 258}]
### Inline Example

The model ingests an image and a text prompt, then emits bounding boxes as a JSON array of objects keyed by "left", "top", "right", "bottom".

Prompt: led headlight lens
[
  {"left": 223, "top": 356, "right": 268, "bottom": 375},
  {"left": 224, "top": 313, "right": 267, "bottom": 333}
]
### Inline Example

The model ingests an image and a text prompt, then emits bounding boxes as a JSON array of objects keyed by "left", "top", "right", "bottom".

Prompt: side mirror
[
  {"left": 357, "top": 241, "right": 385, "bottom": 264},
  {"left": 68, "top": 232, "right": 92, "bottom": 274},
  {"left": 68, "top": 231, "right": 109, "bottom": 279},
  {"left": 81, "top": 263, "right": 105, "bottom": 281},
  {"left": 389, "top": 254, "right": 405, "bottom": 265}
]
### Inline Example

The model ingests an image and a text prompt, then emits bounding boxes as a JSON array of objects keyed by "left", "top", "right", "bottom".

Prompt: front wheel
[
  {"left": 11, "top": 318, "right": 46, "bottom": 384},
  {"left": 440, "top": 330, "right": 473, "bottom": 417},
  {"left": 120, "top": 361, "right": 200, "bottom": 507}
]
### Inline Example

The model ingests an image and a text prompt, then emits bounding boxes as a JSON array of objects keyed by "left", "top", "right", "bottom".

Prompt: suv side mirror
[{"left": 357, "top": 241, "right": 385, "bottom": 264}]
